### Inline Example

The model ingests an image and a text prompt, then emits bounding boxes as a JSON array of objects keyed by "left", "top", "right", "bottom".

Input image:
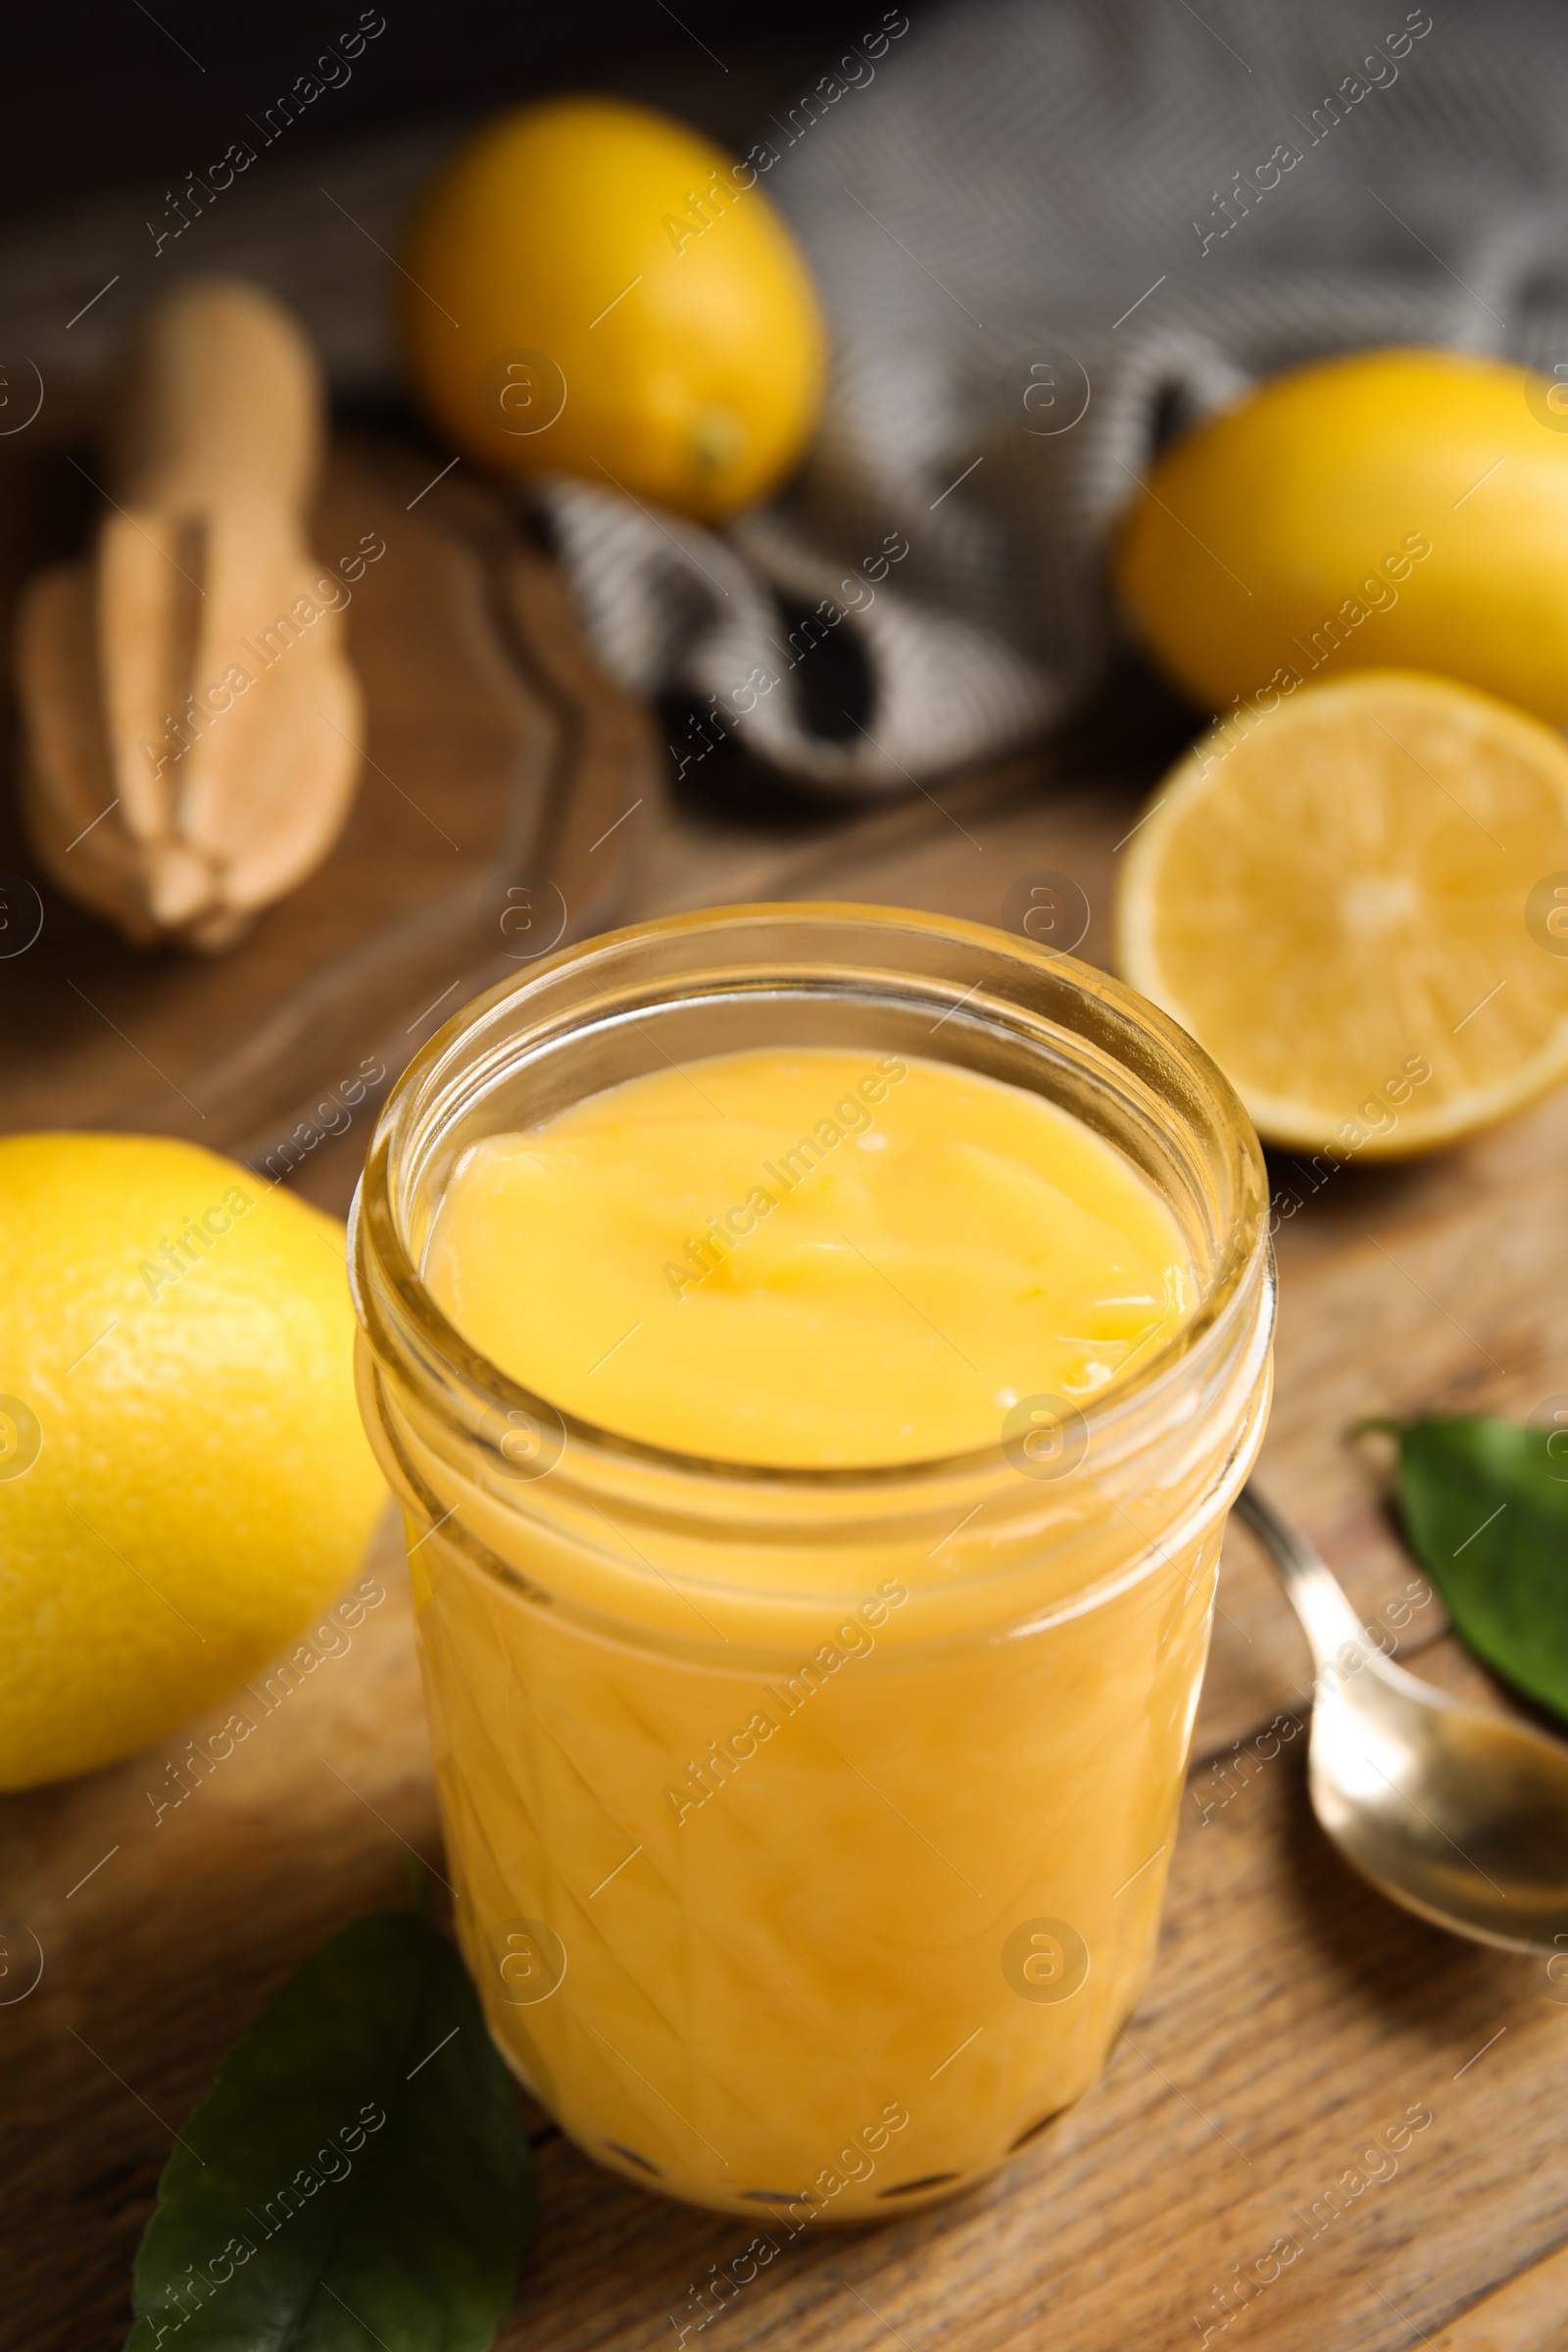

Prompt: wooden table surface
[{"left": 6, "top": 431, "right": 1568, "bottom": 2352}]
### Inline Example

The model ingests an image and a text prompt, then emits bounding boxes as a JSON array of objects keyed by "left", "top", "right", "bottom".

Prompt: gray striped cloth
[{"left": 542, "top": 0, "right": 1568, "bottom": 791}]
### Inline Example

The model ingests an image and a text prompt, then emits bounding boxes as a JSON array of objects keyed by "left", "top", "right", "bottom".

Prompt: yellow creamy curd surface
[
  {"left": 423, "top": 1047, "right": 1194, "bottom": 1466},
  {"left": 384, "top": 1045, "right": 1243, "bottom": 2218}
]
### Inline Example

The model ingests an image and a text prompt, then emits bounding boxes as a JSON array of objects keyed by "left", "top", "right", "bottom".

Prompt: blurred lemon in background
[
  {"left": 1116, "top": 349, "right": 1568, "bottom": 728},
  {"left": 0, "top": 1134, "right": 385, "bottom": 1788},
  {"left": 401, "top": 97, "right": 826, "bottom": 520},
  {"left": 1114, "top": 671, "right": 1568, "bottom": 1155}
]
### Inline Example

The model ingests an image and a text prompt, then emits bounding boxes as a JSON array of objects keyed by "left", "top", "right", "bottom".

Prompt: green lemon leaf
[
  {"left": 125, "top": 1909, "right": 533, "bottom": 2351},
  {"left": 1395, "top": 1414, "right": 1568, "bottom": 1721}
]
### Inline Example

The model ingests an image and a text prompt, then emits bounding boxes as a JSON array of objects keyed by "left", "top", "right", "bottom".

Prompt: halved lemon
[{"left": 1114, "top": 671, "right": 1568, "bottom": 1156}]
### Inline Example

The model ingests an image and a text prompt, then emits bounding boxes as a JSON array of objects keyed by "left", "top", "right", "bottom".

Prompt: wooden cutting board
[
  {"left": 5, "top": 430, "right": 1568, "bottom": 2352},
  {"left": 0, "top": 423, "right": 660, "bottom": 1180}
]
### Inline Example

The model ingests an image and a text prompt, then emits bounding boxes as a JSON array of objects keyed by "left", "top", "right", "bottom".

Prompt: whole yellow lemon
[
  {"left": 400, "top": 97, "right": 826, "bottom": 520},
  {"left": 0, "top": 1135, "right": 385, "bottom": 1789},
  {"left": 1115, "top": 348, "right": 1568, "bottom": 727}
]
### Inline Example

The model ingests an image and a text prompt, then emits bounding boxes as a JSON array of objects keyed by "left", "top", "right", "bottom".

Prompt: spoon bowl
[{"left": 1236, "top": 1484, "right": 1568, "bottom": 1955}]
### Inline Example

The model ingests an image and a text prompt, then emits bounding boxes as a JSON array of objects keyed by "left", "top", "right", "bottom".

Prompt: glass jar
[{"left": 350, "top": 904, "right": 1273, "bottom": 2222}]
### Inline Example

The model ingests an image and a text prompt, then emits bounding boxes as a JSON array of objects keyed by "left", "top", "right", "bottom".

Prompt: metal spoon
[{"left": 1234, "top": 1483, "right": 1568, "bottom": 1955}]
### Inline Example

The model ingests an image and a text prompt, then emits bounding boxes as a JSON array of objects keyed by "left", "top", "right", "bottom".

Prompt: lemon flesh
[
  {"left": 0, "top": 1134, "right": 385, "bottom": 1788},
  {"left": 1114, "top": 671, "right": 1568, "bottom": 1155}
]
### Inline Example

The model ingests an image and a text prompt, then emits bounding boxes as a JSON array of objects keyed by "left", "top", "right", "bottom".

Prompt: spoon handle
[{"left": 1233, "top": 1483, "right": 1368, "bottom": 1673}]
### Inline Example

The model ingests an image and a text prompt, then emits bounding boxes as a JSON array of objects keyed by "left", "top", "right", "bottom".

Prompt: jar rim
[{"left": 352, "top": 900, "right": 1270, "bottom": 1497}]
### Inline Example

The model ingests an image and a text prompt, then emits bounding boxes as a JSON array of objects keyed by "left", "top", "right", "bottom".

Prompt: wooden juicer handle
[{"left": 16, "top": 274, "right": 365, "bottom": 951}]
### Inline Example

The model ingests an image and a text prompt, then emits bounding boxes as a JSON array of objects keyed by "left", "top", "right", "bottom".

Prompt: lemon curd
[
  {"left": 422, "top": 1049, "right": 1194, "bottom": 1468},
  {"left": 353, "top": 906, "right": 1273, "bottom": 2221}
]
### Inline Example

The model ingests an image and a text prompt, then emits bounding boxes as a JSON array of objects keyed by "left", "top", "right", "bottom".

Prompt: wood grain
[
  {"left": 4, "top": 449, "right": 1567, "bottom": 2350},
  {"left": 0, "top": 424, "right": 656, "bottom": 1165},
  {"left": 1424, "top": 2240, "right": 1568, "bottom": 2350}
]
